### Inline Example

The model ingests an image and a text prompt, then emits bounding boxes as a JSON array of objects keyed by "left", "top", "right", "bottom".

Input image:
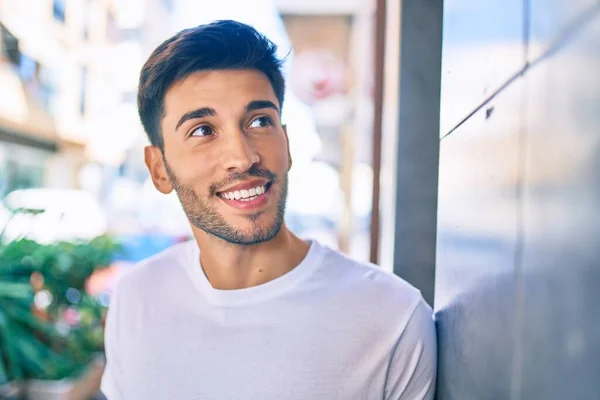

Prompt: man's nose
[{"left": 222, "top": 129, "right": 260, "bottom": 173}]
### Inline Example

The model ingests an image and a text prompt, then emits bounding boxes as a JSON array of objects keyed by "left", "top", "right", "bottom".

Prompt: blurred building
[
  {"left": 0, "top": 0, "right": 176, "bottom": 196},
  {"left": 276, "top": 0, "right": 375, "bottom": 258},
  {"left": 0, "top": 0, "right": 378, "bottom": 254},
  {"left": 0, "top": 0, "right": 120, "bottom": 193}
]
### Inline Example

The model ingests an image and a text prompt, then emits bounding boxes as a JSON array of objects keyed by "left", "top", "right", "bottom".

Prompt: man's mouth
[{"left": 217, "top": 182, "right": 273, "bottom": 202}]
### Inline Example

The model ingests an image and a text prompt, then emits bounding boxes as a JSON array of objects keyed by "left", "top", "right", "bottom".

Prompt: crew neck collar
[{"left": 184, "top": 240, "right": 323, "bottom": 307}]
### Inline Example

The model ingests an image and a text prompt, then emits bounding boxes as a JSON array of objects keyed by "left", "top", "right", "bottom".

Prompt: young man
[{"left": 101, "top": 20, "right": 436, "bottom": 399}]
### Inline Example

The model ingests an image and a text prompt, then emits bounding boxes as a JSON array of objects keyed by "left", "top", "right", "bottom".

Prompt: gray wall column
[{"left": 392, "top": 0, "right": 443, "bottom": 306}]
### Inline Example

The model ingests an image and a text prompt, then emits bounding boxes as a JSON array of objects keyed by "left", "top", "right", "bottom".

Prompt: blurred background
[
  {"left": 0, "top": 0, "right": 391, "bottom": 397},
  {"left": 0, "top": 0, "right": 382, "bottom": 267},
  {"left": 1, "top": 0, "right": 599, "bottom": 398}
]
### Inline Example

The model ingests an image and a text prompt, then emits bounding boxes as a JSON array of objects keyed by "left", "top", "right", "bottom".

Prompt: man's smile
[{"left": 217, "top": 180, "right": 274, "bottom": 210}]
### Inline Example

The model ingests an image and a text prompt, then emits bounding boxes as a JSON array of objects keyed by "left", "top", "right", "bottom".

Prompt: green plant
[{"left": 0, "top": 236, "right": 121, "bottom": 385}]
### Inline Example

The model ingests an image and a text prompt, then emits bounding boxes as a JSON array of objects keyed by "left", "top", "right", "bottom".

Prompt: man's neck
[{"left": 194, "top": 225, "right": 310, "bottom": 290}]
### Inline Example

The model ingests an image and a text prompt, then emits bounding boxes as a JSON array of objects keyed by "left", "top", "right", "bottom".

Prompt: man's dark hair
[{"left": 138, "top": 20, "right": 285, "bottom": 149}]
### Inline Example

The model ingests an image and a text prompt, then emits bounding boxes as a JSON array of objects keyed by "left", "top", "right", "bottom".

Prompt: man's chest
[{"left": 119, "top": 310, "right": 391, "bottom": 399}]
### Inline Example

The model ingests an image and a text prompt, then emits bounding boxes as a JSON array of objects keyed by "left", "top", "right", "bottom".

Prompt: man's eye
[
  {"left": 190, "top": 125, "right": 214, "bottom": 137},
  {"left": 249, "top": 116, "right": 273, "bottom": 129}
]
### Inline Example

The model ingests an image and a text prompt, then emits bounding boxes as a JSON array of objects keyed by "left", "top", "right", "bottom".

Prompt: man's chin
[
  {"left": 213, "top": 227, "right": 282, "bottom": 246},
  {"left": 230, "top": 221, "right": 282, "bottom": 243},
  {"left": 192, "top": 216, "right": 284, "bottom": 246}
]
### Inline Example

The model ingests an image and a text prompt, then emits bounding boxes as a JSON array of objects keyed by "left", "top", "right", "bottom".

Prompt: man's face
[{"left": 146, "top": 69, "right": 291, "bottom": 245}]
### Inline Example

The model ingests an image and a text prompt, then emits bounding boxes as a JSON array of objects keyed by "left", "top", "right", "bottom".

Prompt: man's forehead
[{"left": 164, "top": 69, "right": 277, "bottom": 109}]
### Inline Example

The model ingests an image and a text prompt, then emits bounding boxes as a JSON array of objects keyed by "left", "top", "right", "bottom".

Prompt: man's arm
[{"left": 384, "top": 298, "right": 437, "bottom": 400}]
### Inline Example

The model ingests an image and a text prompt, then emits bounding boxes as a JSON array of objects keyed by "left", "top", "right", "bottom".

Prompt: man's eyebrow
[
  {"left": 246, "top": 100, "right": 280, "bottom": 114},
  {"left": 175, "top": 107, "right": 216, "bottom": 131}
]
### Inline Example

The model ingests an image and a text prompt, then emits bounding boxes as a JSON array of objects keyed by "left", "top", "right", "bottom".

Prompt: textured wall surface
[{"left": 435, "top": 0, "right": 600, "bottom": 398}]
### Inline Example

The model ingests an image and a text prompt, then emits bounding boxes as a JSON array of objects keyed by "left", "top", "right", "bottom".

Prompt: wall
[
  {"left": 435, "top": 0, "right": 600, "bottom": 398},
  {"left": 389, "top": 0, "right": 443, "bottom": 307}
]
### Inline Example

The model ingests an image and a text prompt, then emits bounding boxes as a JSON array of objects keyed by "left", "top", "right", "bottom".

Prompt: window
[
  {"left": 1, "top": 24, "right": 21, "bottom": 65},
  {"left": 0, "top": 143, "right": 48, "bottom": 193},
  {"left": 19, "top": 55, "right": 58, "bottom": 115},
  {"left": 80, "top": 66, "right": 88, "bottom": 115},
  {"left": 106, "top": 11, "right": 120, "bottom": 42},
  {"left": 18, "top": 54, "right": 37, "bottom": 82},
  {"left": 122, "top": 91, "right": 136, "bottom": 103},
  {"left": 38, "top": 65, "right": 58, "bottom": 113},
  {"left": 53, "top": 0, "right": 66, "bottom": 23},
  {"left": 83, "top": 14, "right": 89, "bottom": 40},
  {"left": 82, "top": 0, "right": 91, "bottom": 40},
  {"left": 160, "top": 0, "right": 175, "bottom": 12},
  {"left": 120, "top": 28, "right": 142, "bottom": 42}
]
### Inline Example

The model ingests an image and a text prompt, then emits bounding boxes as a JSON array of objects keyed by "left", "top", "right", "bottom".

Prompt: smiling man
[{"left": 101, "top": 20, "right": 436, "bottom": 399}]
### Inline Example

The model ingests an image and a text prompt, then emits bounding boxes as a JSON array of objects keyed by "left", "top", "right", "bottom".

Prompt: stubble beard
[{"left": 163, "top": 159, "right": 288, "bottom": 246}]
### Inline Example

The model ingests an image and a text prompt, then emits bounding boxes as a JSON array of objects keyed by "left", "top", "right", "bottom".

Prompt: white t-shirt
[{"left": 101, "top": 240, "right": 436, "bottom": 399}]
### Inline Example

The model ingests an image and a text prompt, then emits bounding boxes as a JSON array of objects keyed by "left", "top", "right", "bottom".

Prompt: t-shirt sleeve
[
  {"left": 101, "top": 285, "right": 125, "bottom": 400},
  {"left": 384, "top": 297, "right": 437, "bottom": 400}
]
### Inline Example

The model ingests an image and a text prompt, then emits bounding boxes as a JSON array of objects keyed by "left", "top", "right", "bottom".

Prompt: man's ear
[
  {"left": 144, "top": 146, "right": 174, "bottom": 194},
  {"left": 283, "top": 125, "right": 292, "bottom": 171}
]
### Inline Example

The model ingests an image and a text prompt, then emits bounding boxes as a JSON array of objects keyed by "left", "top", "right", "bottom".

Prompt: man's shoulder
[
  {"left": 314, "top": 243, "right": 433, "bottom": 342},
  {"left": 113, "top": 240, "right": 196, "bottom": 299},
  {"left": 317, "top": 244, "right": 425, "bottom": 314}
]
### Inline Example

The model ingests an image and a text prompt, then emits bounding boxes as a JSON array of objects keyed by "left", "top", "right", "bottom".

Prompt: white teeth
[
  {"left": 239, "top": 195, "right": 258, "bottom": 202},
  {"left": 221, "top": 185, "right": 267, "bottom": 200}
]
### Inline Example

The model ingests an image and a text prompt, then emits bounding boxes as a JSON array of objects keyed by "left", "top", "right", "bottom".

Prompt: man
[{"left": 101, "top": 20, "right": 436, "bottom": 399}]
